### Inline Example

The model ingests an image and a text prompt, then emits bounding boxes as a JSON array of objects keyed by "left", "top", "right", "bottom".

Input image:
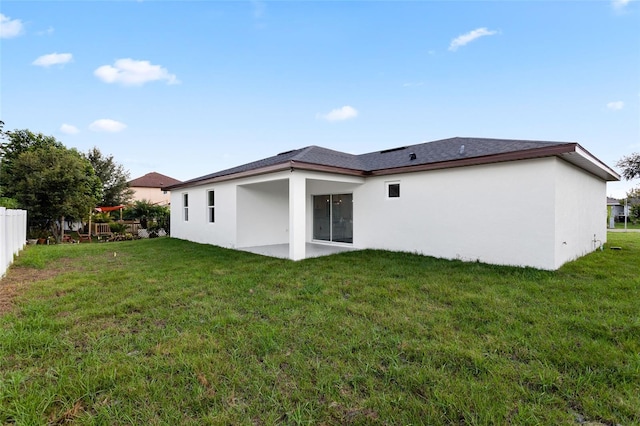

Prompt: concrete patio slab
[{"left": 238, "top": 243, "right": 355, "bottom": 260}]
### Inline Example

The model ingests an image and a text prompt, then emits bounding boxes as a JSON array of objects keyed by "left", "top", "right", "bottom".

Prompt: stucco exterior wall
[
  {"left": 553, "top": 159, "right": 607, "bottom": 269},
  {"left": 237, "top": 179, "right": 289, "bottom": 247},
  {"left": 131, "top": 187, "right": 172, "bottom": 205},
  {"left": 170, "top": 180, "right": 238, "bottom": 248},
  {"left": 170, "top": 157, "right": 607, "bottom": 270},
  {"left": 354, "top": 158, "right": 559, "bottom": 269},
  {"left": 170, "top": 171, "right": 298, "bottom": 249}
]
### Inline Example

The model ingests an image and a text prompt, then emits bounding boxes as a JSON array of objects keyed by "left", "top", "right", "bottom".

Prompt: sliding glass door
[{"left": 313, "top": 194, "right": 353, "bottom": 243}]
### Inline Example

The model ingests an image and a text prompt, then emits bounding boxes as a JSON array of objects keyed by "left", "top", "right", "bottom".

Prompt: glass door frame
[{"left": 312, "top": 193, "right": 353, "bottom": 244}]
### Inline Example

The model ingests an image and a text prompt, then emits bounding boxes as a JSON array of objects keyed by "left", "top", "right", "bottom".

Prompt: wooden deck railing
[
  {"left": 92, "top": 221, "right": 141, "bottom": 236},
  {"left": 93, "top": 223, "right": 112, "bottom": 236}
]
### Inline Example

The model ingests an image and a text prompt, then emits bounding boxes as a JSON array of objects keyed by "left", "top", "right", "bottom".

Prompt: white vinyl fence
[{"left": 1, "top": 208, "right": 27, "bottom": 278}]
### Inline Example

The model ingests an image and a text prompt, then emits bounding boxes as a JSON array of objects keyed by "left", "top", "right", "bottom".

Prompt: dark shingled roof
[
  {"left": 174, "top": 146, "right": 366, "bottom": 186},
  {"left": 607, "top": 197, "right": 621, "bottom": 205},
  {"left": 166, "top": 137, "right": 617, "bottom": 189},
  {"left": 129, "top": 172, "right": 181, "bottom": 188},
  {"left": 357, "top": 137, "right": 568, "bottom": 171}
]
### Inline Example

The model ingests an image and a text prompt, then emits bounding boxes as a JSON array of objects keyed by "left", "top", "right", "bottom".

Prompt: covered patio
[{"left": 235, "top": 171, "right": 364, "bottom": 260}]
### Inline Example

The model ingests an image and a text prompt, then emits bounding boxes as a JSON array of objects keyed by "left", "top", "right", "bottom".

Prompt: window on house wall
[
  {"left": 183, "top": 193, "right": 189, "bottom": 221},
  {"left": 387, "top": 182, "right": 400, "bottom": 198},
  {"left": 207, "top": 190, "right": 215, "bottom": 223}
]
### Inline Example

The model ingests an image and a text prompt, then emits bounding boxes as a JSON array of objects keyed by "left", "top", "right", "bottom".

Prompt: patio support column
[{"left": 289, "top": 172, "right": 306, "bottom": 260}]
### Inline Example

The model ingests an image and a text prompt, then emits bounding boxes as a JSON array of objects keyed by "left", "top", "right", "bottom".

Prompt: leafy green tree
[
  {"left": 624, "top": 187, "right": 640, "bottom": 223},
  {"left": 0, "top": 129, "right": 64, "bottom": 187},
  {"left": 617, "top": 153, "right": 640, "bottom": 181},
  {"left": 0, "top": 121, "right": 10, "bottom": 201},
  {"left": 124, "top": 199, "right": 169, "bottom": 231},
  {"left": 618, "top": 154, "right": 640, "bottom": 219},
  {"left": 85, "top": 147, "right": 134, "bottom": 207},
  {"left": 625, "top": 187, "right": 640, "bottom": 199},
  {"left": 0, "top": 197, "right": 19, "bottom": 208},
  {"left": 150, "top": 204, "right": 171, "bottom": 234},
  {"left": 9, "top": 144, "right": 102, "bottom": 242},
  {"left": 125, "top": 199, "right": 153, "bottom": 229}
]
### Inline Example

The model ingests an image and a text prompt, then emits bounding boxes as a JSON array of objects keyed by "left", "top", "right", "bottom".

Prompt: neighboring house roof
[
  {"left": 129, "top": 172, "right": 181, "bottom": 188},
  {"left": 607, "top": 197, "right": 621, "bottom": 205},
  {"left": 165, "top": 137, "right": 620, "bottom": 190}
]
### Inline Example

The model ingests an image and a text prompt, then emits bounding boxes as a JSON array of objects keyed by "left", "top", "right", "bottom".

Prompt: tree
[
  {"left": 8, "top": 143, "right": 102, "bottom": 242},
  {"left": 626, "top": 187, "right": 640, "bottom": 199},
  {"left": 0, "top": 197, "right": 19, "bottom": 208},
  {"left": 85, "top": 147, "right": 134, "bottom": 206},
  {"left": 0, "top": 120, "right": 9, "bottom": 200},
  {"left": 618, "top": 154, "right": 640, "bottom": 217},
  {"left": 124, "top": 199, "right": 169, "bottom": 231},
  {"left": 0, "top": 129, "right": 64, "bottom": 187},
  {"left": 625, "top": 187, "right": 640, "bottom": 221},
  {"left": 617, "top": 153, "right": 640, "bottom": 181}
]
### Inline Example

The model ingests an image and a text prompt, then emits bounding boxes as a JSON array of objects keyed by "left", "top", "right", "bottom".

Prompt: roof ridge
[
  {"left": 129, "top": 171, "right": 181, "bottom": 187},
  {"left": 292, "top": 145, "right": 360, "bottom": 160},
  {"left": 425, "top": 136, "right": 574, "bottom": 145},
  {"left": 290, "top": 145, "right": 317, "bottom": 160}
]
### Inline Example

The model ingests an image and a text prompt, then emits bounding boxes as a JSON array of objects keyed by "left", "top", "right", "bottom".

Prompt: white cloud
[
  {"left": 607, "top": 101, "right": 624, "bottom": 110},
  {"left": 252, "top": 0, "right": 266, "bottom": 19},
  {"left": 37, "top": 26, "right": 55, "bottom": 36},
  {"left": 89, "top": 119, "right": 127, "bottom": 133},
  {"left": 449, "top": 27, "right": 498, "bottom": 52},
  {"left": 317, "top": 106, "right": 359, "bottom": 122},
  {"left": 0, "top": 13, "right": 24, "bottom": 38},
  {"left": 94, "top": 58, "right": 179, "bottom": 86},
  {"left": 32, "top": 53, "right": 73, "bottom": 67},
  {"left": 612, "top": 0, "right": 631, "bottom": 9},
  {"left": 60, "top": 124, "right": 80, "bottom": 134}
]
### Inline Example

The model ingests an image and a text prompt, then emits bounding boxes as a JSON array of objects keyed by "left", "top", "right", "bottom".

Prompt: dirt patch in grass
[
  {"left": 0, "top": 259, "right": 76, "bottom": 315},
  {"left": 49, "top": 400, "right": 86, "bottom": 425}
]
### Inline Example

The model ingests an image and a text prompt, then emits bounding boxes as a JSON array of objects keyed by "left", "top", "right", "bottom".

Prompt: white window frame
[
  {"left": 183, "top": 193, "right": 189, "bottom": 221},
  {"left": 386, "top": 181, "right": 400, "bottom": 199},
  {"left": 207, "top": 190, "right": 215, "bottom": 223}
]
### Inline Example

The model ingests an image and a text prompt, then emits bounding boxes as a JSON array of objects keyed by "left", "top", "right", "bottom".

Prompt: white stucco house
[
  {"left": 164, "top": 137, "right": 619, "bottom": 270},
  {"left": 129, "top": 172, "right": 181, "bottom": 206}
]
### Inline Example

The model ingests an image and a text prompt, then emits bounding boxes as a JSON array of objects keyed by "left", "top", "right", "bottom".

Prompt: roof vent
[
  {"left": 459, "top": 144, "right": 465, "bottom": 155},
  {"left": 380, "top": 146, "right": 406, "bottom": 154},
  {"left": 409, "top": 152, "right": 417, "bottom": 160},
  {"left": 277, "top": 149, "right": 296, "bottom": 156}
]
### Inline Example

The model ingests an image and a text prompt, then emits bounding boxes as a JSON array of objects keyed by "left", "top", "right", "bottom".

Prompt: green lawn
[
  {"left": 1, "top": 235, "right": 638, "bottom": 425},
  {"left": 612, "top": 221, "right": 640, "bottom": 230}
]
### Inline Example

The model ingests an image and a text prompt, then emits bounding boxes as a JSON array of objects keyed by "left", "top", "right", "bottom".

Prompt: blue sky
[{"left": 1, "top": 0, "right": 639, "bottom": 198}]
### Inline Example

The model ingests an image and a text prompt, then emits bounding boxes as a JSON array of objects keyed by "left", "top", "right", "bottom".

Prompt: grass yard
[
  {"left": 612, "top": 221, "right": 640, "bottom": 230},
  {"left": 1, "top": 234, "right": 639, "bottom": 425}
]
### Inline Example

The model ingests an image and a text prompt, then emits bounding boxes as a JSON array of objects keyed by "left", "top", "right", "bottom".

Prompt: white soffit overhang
[{"left": 559, "top": 145, "right": 620, "bottom": 182}]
